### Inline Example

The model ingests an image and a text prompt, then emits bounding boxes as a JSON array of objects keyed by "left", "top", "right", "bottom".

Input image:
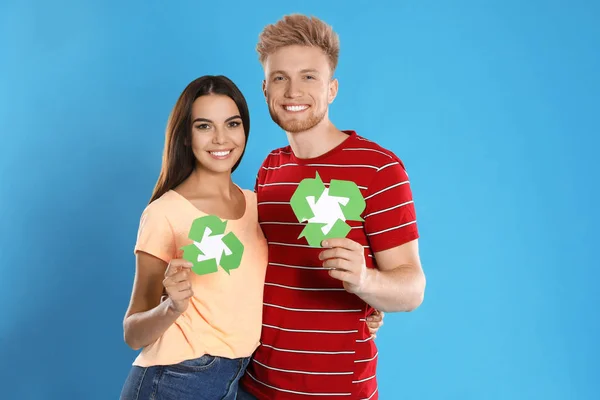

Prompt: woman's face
[{"left": 189, "top": 94, "right": 246, "bottom": 174}]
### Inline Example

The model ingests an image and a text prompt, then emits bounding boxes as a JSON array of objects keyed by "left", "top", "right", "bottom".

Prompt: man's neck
[{"left": 286, "top": 120, "right": 349, "bottom": 159}]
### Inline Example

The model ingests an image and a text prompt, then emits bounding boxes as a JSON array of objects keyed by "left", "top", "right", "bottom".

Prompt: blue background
[{"left": 1, "top": 0, "right": 598, "bottom": 398}]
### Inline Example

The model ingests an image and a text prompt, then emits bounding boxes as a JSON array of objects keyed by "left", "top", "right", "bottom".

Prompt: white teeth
[
  {"left": 284, "top": 105, "right": 308, "bottom": 112},
  {"left": 210, "top": 151, "right": 230, "bottom": 157}
]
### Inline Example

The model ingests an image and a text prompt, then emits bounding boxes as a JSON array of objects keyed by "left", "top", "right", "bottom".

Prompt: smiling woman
[
  {"left": 188, "top": 94, "right": 247, "bottom": 173},
  {"left": 118, "top": 75, "right": 266, "bottom": 400},
  {"left": 149, "top": 75, "right": 251, "bottom": 204}
]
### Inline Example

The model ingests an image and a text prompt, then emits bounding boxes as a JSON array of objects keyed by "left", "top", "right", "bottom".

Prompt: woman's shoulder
[
  {"left": 238, "top": 187, "right": 257, "bottom": 202},
  {"left": 141, "top": 190, "right": 181, "bottom": 217}
]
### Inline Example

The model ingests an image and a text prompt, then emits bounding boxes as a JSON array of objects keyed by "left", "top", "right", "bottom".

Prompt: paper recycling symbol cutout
[
  {"left": 181, "top": 215, "right": 244, "bottom": 275},
  {"left": 290, "top": 172, "right": 366, "bottom": 247}
]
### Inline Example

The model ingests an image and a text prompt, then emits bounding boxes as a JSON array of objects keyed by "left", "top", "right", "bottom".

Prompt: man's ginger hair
[{"left": 257, "top": 14, "right": 340, "bottom": 73}]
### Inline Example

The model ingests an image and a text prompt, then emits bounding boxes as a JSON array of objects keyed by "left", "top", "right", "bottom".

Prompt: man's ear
[
  {"left": 328, "top": 78, "right": 339, "bottom": 104},
  {"left": 262, "top": 80, "right": 267, "bottom": 101}
]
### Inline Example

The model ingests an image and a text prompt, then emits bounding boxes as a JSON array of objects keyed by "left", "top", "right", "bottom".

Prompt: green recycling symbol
[
  {"left": 180, "top": 215, "right": 244, "bottom": 275},
  {"left": 290, "top": 172, "right": 366, "bottom": 247}
]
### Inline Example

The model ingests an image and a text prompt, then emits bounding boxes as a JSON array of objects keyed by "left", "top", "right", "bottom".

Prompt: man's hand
[
  {"left": 319, "top": 238, "right": 372, "bottom": 294},
  {"left": 367, "top": 310, "right": 384, "bottom": 338}
]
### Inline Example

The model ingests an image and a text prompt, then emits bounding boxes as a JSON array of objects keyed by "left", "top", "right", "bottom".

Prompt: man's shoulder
[
  {"left": 345, "top": 133, "right": 405, "bottom": 169},
  {"left": 259, "top": 145, "right": 293, "bottom": 168},
  {"left": 268, "top": 144, "right": 293, "bottom": 155}
]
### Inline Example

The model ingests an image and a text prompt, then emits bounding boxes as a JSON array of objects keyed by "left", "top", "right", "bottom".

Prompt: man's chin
[
  {"left": 270, "top": 113, "right": 323, "bottom": 134},
  {"left": 279, "top": 121, "right": 314, "bottom": 133}
]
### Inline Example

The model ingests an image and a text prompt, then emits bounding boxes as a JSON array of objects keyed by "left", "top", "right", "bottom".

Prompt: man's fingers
[
  {"left": 366, "top": 320, "right": 383, "bottom": 329},
  {"left": 319, "top": 240, "right": 364, "bottom": 268},
  {"left": 366, "top": 311, "right": 384, "bottom": 322},
  {"left": 366, "top": 310, "right": 384, "bottom": 335},
  {"left": 328, "top": 268, "right": 354, "bottom": 284},
  {"left": 322, "top": 238, "right": 363, "bottom": 252},
  {"left": 319, "top": 247, "right": 355, "bottom": 262},
  {"left": 322, "top": 257, "right": 353, "bottom": 271}
]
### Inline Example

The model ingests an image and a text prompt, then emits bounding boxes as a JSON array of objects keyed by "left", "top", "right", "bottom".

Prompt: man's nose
[{"left": 285, "top": 79, "right": 303, "bottom": 98}]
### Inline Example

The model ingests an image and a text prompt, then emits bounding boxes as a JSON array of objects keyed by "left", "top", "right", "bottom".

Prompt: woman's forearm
[{"left": 123, "top": 299, "right": 181, "bottom": 350}]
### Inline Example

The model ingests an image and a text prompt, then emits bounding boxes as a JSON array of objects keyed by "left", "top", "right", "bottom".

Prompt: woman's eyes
[{"left": 195, "top": 121, "right": 241, "bottom": 130}]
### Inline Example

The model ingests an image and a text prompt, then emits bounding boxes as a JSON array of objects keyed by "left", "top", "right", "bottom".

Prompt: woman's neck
[{"left": 177, "top": 168, "right": 236, "bottom": 199}]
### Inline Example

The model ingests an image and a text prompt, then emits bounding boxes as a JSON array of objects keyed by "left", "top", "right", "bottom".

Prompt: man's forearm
[{"left": 357, "top": 265, "right": 426, "bottom": 312}]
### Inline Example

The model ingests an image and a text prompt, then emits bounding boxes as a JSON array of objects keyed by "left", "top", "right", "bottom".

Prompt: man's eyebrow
[
  {"left": 270, "top": 69, "right": 321, "bottom": 76},
  {"left": 269, "top": 70, "right": 287, "bottom": 77}
]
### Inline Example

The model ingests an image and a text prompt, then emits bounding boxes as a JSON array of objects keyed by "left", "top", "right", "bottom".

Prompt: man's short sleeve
[
  {"left": 363, "top": 160, "right": 419, "bottom": 253},
  {"left": 134, "top": 203, "right": 175, "bottom": 264},
  {"left": 254, "top": 155, "right": 270, "bottom": 193}
]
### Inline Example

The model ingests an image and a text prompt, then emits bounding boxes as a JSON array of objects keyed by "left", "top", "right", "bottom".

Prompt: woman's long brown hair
[{"left": 148, "top": 75, "right": 250, "bottom": 204}]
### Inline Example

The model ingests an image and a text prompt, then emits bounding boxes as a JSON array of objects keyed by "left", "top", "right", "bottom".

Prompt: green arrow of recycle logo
[
  {"left": 290, "top": 172, "right": 366, "bottom": 247},
  {"left": 180, "top": 215, "right": 244, "bottom": 275}
]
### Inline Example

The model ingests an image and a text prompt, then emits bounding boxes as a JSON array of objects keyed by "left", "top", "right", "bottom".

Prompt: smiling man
[{"left": 238, "top": 14, "right": 426, "bottom": 400}]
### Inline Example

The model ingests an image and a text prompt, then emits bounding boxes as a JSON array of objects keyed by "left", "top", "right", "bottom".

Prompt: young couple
[{"left": 120, "top": 13, "right": 426, "bottom": 400}]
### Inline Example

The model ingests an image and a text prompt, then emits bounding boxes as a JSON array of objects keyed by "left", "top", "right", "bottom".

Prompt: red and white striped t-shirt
[{"left": 240, "top": 131, "right": 419, "bottom": 399}]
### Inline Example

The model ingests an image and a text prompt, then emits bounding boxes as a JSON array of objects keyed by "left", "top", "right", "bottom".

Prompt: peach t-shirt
[{"left": 132, "top": 188, "right": 268, "bottom": 367}]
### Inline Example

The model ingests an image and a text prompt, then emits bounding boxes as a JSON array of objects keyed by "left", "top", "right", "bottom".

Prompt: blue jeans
[{"left": 120, "top": 354, "right": 251, "bottom": 400}]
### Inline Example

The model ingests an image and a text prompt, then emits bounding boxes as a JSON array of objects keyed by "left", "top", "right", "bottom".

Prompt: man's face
[{"left": 262, "top": 45, "right": 338, "bottom": 133}]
